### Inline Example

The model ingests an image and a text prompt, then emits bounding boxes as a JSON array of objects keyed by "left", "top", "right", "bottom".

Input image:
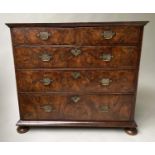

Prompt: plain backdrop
[{"left": 0, "top": 13, "right": 155, "bottom": 142}]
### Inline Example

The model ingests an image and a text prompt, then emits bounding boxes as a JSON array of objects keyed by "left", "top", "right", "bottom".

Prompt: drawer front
[
  {"left": 77, "top": 26, "right": 140, "bottom": 45},
  {"left": 14, "top": 46, "right": 138, "bottom": 69},
  {"left": 11, "top": 26, "right": 140, "bottom": 45},
  {"left": 12, "top": 27, "right": 75, "bottom": 45},
  {"left": 16, "top": 70, "right": 136, "bottom": 93},
  {"left": 19, "top": 94, "right": 133, "bottom": 121}
]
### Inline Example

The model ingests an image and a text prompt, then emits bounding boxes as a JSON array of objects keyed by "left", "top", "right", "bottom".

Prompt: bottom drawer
[{"left": 19, "top": 94, "right": 133, "bottom": 121}]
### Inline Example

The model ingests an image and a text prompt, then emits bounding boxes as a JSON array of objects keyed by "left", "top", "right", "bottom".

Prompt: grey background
[{"left": 0, "top": 13, "right": 155, "bottom": 141}]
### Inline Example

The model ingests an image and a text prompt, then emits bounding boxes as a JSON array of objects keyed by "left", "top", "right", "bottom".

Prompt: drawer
[
  {"left": 11, "top": 26, "right": 140, "bottom": 45},
  {"left": 14, "top": 46, "right": 138, "bottom": 69},
  {"left": 19, "top": 94, "right": 133, "bottom": 121},
  {"left": 16, "top": 70, "right": 136, "bottom": 93},
  {"left": 77, "top": 26, "right": 140, "bottom": 45},
  {"left": 11, "top": 27, "right": 75, "bottom": 45}
]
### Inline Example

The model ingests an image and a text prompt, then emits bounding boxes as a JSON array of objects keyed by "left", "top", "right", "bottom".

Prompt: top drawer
[
  {"left": 11, "top": 27, "right": 75, "bottom": 45},
  {"left": 77, "top": 26, "right": 140, "bottom": 45},
  {"left": 11, "top": 26, "right": 140, "bottom": 45}
]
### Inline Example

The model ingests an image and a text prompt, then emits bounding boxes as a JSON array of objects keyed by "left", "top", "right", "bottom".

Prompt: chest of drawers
[{"left": 7, "top": 22, "right": 148, "bottom": 135}]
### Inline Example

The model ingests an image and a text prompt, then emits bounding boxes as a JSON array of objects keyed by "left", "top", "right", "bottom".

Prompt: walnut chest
[{"left": 7, "top": 22, "right": 148, "bottom": 135}]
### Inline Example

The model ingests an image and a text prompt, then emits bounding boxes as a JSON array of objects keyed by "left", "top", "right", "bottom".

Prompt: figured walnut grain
[
  {"left": 14, "top": 46, "right": 139, "bottom": 69},
  {"left": 16, "top": 70, "right": 136, "bottom": 93},
  {"left": 19, "top": 94, "right": 133, "bottom": 121}
]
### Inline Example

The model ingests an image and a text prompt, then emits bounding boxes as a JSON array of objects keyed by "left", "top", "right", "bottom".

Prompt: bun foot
[
  {"left": 124, "top": 127, "right": 138, "bottom": 135},
  {"left": 17, "top": 126, "right": 29, "bottom": 134}
]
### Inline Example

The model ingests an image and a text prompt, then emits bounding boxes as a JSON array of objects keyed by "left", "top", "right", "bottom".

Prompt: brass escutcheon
[
  {"left": 100, "top": 105, "right": 109, "bottom": 112},
  {"left": 40, "top": 78, "right": 53, "bottom": 86},
  {"left": 100, "top": 78, "right": 112, "bottom": 86},
  {"left": 101, "top": 30, "right": 116, "bottom": 39},
  {"left": 71, "top": 96, "right": 80, "bottom": 103},
  {"left": 37, "top": 32, "right": 51, "bottom": 40},
  {"left": 71, "top": 72, "right": 81, "bottom": 79},
  {"left": 71, "top": 49, "right": 81, "bottom": 56},
  {"left": 39, "top": 53, "right": 52, "bottom": 62},
  {"left": 40, "top": 105, "right": 54, "bottom": 113},
  {"left": 100, "top": 53, "right": 113, "bottom": 61}
]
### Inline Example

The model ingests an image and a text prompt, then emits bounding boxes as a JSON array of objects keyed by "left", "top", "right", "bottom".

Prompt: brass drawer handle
[
  {"left": 99, "top": 105, "right": 109, "bottom": 112},
  {"left": 101, "top": 30, "right": 116, "bottom": 39},
  {"left": 71, "top": 49, "right": 81, "bottom": 56},
  {"left": 40, "top": 78, "right": 53, "bottom": 86},
  {"left": 40, "top": 105, "right": 55, "bottom": 113},
  {"left": 37, "top": 32, "right": 51, "bottom": 40},
  {"left": 39, "top": 53, "right": 52, "bottom": 62},
  {"left": 71, "top": 96, "right": 80, "bottom": 103},
  {"left": 100, "top": 53, "right": 113, "bottom": 61},
  {"left": 72, "top": 72, "right": 81, "bottom": 79},
  {"left": 100, "top": 78, "right": 112, "bottom": 86}
]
